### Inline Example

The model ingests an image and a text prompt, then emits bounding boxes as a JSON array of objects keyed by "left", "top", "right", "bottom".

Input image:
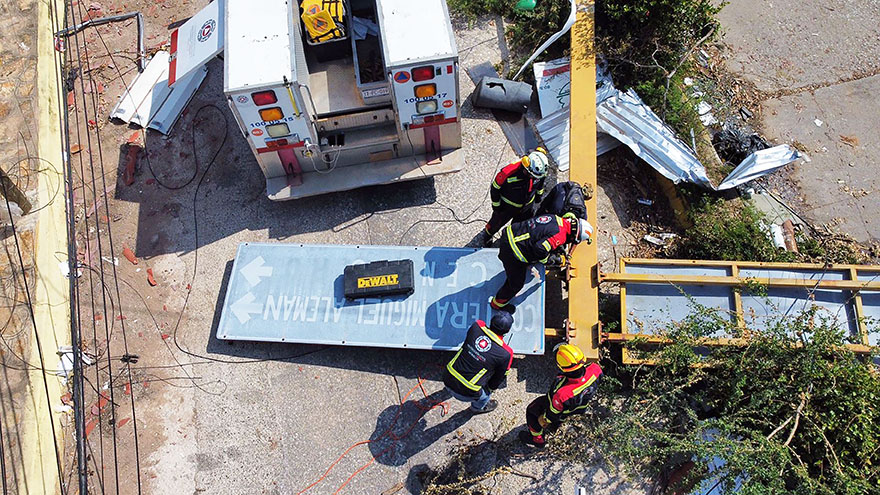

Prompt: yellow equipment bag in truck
[{"left": 300, "top": 0, "right": 346, "bottom": 44}]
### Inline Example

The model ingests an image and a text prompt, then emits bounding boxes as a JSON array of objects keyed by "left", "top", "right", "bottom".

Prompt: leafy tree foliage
[{"left": 553, "top": 305, "right": 880, "bottom": 494}]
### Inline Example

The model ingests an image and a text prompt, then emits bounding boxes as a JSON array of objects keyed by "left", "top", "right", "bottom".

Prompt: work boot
[
  {"left": 470, "top": 399, "right": 498, "bottom": 414},
  {"left": 518, "top": 430, "right": 546, "bottom": 448},
  {"left": 489, "top": 296, "right": 516, "bottom": 314}
]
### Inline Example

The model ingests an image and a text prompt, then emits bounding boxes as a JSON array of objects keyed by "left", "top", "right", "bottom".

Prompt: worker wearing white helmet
[
  {"left": 480, "top": 148, "right": 549, "bottom": 247},
  {"left": 490, "top": 214, "right": 593, "bottom": 313}
]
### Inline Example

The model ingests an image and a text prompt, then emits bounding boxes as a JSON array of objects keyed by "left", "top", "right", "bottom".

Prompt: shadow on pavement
[
  {"left": 367, "top": 389, "right": 472, "bottom": 467},
  {"left": 112, "top": 58, "right": 439, "bottom": 259}
]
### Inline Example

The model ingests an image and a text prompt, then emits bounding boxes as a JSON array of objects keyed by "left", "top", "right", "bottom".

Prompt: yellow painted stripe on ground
[
  {"left": 568, "top": 0, "right": 600, "bottom": 361},
  {"left": 18, "top": 1, "right": 71, "bottom": 493}
]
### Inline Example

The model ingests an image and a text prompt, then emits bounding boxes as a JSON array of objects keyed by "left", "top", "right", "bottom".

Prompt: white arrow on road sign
[
  {"left": 241, "top": 256, "right": 273, "bottom": 287},
  {"left": 231, "top": 293, "right": 263, "bottom": 324}
]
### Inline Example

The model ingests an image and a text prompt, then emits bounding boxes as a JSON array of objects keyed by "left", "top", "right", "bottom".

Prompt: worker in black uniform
[
  {"left": 536, "top": 180, "right": 588, "bottom": 220},
  {"left": 479, "top": 148, "right": 550, "bottom": 247},
  {"left": 442, "top": 312, "right": 515, "bottom": 413},
  {"left": 490, "top": 214, "right": 593, "bottom": 312},
  {"left": 520, "top": 343, "right": 603, "bottom": 448}
]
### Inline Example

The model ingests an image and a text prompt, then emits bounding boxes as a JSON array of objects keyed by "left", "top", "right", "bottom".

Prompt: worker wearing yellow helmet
[{"left": 519, "top": 343, "right": 603, "bottom": 448}]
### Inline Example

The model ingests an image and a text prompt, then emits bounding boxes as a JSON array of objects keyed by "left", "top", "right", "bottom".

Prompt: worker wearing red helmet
[
  {"left": 520, "top": 343, "right": 603, "bottom": 448},
  {"left": 480, "top": 148, "right": 549, "bottom": 247},
  {"left": 489, "top": 213, "right": 592, "bottom": 313}
]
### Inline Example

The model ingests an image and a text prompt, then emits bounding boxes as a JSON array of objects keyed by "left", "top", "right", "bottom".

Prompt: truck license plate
[{"left": 362, "top": 87, "right": 390, "bottom": 98}]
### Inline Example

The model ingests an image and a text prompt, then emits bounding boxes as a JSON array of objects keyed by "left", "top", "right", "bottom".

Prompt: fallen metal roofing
[
  {"left": 597, "top": 89, "right": 715, "bottom": 188},
  {"left": 717, "top": 145, "right": 803, "bottom": 190},
  {"left": 109, "top": 51, "right": 208, "bottom": 135}
]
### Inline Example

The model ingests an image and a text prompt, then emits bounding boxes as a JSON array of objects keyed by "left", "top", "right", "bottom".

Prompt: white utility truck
[{"left": 169, "top": 0, "right": 463, "bottom": 200}]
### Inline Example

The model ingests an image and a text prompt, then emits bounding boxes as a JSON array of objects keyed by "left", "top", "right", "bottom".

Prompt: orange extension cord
[{"left": 297, "top": 374, "right": 449, "bottom": 494}]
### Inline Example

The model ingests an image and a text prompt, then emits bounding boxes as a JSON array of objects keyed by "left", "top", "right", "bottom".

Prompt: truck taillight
[
  {"left": 411, "top": 66, "right": 434, "bottom": 82},
  {"left": 251, "top": 90, "right": 277, "bottom": 106},
  {"left": 266, "top": 123, "right": 290, "bottom": 138},
  {"left": 416, "top": 99, "right": 438, "bottom": 115},
  {"left": 259, "top": 107, "right": 283, "bottom": 121},
  {"left": 414, "top": 84, "right": 436, "bottom": 98}
]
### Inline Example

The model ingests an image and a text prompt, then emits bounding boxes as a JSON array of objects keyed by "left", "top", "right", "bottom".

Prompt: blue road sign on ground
[{"left": 217, "top": 243, "right": 546, "bottom": 354}]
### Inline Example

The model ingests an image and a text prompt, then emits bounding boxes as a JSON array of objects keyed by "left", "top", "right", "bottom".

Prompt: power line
[
  {"left": 68, "top": 26, "right": 110, "bottom": 495},
  {"left": 72, "top": 1, "right": 144, "bottom": 490},
  {"left": 0, "top": 159, "right": 67, "bottom": 494}
]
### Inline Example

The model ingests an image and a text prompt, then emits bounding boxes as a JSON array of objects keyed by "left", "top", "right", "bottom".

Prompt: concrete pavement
[{"left": 720, "top": 0, "right": 880, "bottom": 242}]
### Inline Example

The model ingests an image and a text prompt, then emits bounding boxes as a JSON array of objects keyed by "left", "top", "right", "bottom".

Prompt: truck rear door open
[{"left": 168, "top": 0, "right": 225, "bottom": 86}]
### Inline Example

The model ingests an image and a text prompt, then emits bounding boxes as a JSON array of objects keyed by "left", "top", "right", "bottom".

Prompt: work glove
[{"left": 546, "top": 254, "right": 567, "bottom": 267}]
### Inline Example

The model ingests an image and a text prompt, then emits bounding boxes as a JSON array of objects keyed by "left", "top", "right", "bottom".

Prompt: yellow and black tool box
[{"left": 344, "top": 259, "right": 414, "bottom": 299}]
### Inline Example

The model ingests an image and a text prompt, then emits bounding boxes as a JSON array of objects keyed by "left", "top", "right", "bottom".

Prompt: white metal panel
[
  {"left": 224, "top": 0, "right": 294, "bottom": 93},
  {"left": 110, "top": 51, "right": 169, "bottom": 123},
  {"left": 377, "top": 0, "right": 456, "bottom": 67},
  {"left": 148, "top": 66, "right": 209, "bottom": 135},
  {"left": 169, "top": 0, "right": 224, "bottom": 86}
]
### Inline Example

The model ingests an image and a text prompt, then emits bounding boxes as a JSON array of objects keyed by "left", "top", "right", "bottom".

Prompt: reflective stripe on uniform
[
  {"left": 470, "top": 368, "right": 487, "bottom": 385},
  {"left": 491, "top": 201, "right": 501, "bottom": 207},
  {"left": 480, "top": 325, "right": 505, "bottom": 346},
  {"left": 548, "top": 402, "right": 562, "bottom": 414},
  {"left": 572, "top": 374, "right": 598, "bottom": 395},
  {"left": 501, "top": 196, "right": 523, "bottom": 208},
  {"left": 506, "top": 226, "right": 530, "bottom": 262},
  {"left": 447, "top": 349, "right": 482, "bottom": 391},
  {"left": 541, "top": 240, "right": 552, "bottom": 252},
  {"left": 490, "top": 296, "right": 509, "bottom": 308}
]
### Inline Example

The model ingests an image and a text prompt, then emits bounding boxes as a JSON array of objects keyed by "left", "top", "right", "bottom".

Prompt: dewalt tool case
[{"left": 344, "top": 259, "right": 414, "bottom": 299}]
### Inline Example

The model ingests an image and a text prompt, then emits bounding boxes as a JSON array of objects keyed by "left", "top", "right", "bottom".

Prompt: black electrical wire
[
  {"left": 81, "top": 264, "right": 226, "bottom": 396},
  {"left": 397, "top": 129, "right": 508, "bottom": 245},
  {"left": 66, "top": 2, "right": 127, "bottom": 492},
  {"left": 71, "top": 1, "right": 142, "bottom": 491},
  {"left": 143, "top": 142, "right": 200, "bottom": 190},
  {"left": 69, "top": 40, "right": 110, "bottom": 495},
  {"left": 0, "top": 153, "right": 67, "bottom": 495},
  {"left": 57, "top": 1, "right": 97, "bottom": 493}
]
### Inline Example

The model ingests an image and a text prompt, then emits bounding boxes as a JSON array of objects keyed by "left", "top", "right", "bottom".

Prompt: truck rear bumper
[{"left": 265, "top": 147, "right": 464, "bottom": 201}]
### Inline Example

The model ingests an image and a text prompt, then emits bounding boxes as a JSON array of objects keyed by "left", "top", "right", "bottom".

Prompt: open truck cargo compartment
[{"left": 217, "top": 243, "right": 545, "bottom": 354}]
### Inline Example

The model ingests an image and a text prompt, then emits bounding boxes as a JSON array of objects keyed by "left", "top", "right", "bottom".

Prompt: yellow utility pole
[{"left": 567, "top": 0, "right": 600, "bottom": 361}]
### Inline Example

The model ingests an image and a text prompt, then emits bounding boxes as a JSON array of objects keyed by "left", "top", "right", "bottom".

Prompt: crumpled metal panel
[
  {"left": 217, "top": 243, "right": 546, "bottom": 354},
  {"left": 109, "top": 51, "right": 207, "bottom": 135},
  {"left": 717, "top": 145, "right": 802, "bottom": 190},
  {"left": 597, "top": 89, "right": 714, "bottom": 188},
  {"left": 535, "top": 107, "right": 570, "bottom": 171}
]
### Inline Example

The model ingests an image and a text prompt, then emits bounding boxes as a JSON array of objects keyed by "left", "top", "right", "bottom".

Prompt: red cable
[{"left": 298, "top": 372, "right": 449, "bottom": 495}]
